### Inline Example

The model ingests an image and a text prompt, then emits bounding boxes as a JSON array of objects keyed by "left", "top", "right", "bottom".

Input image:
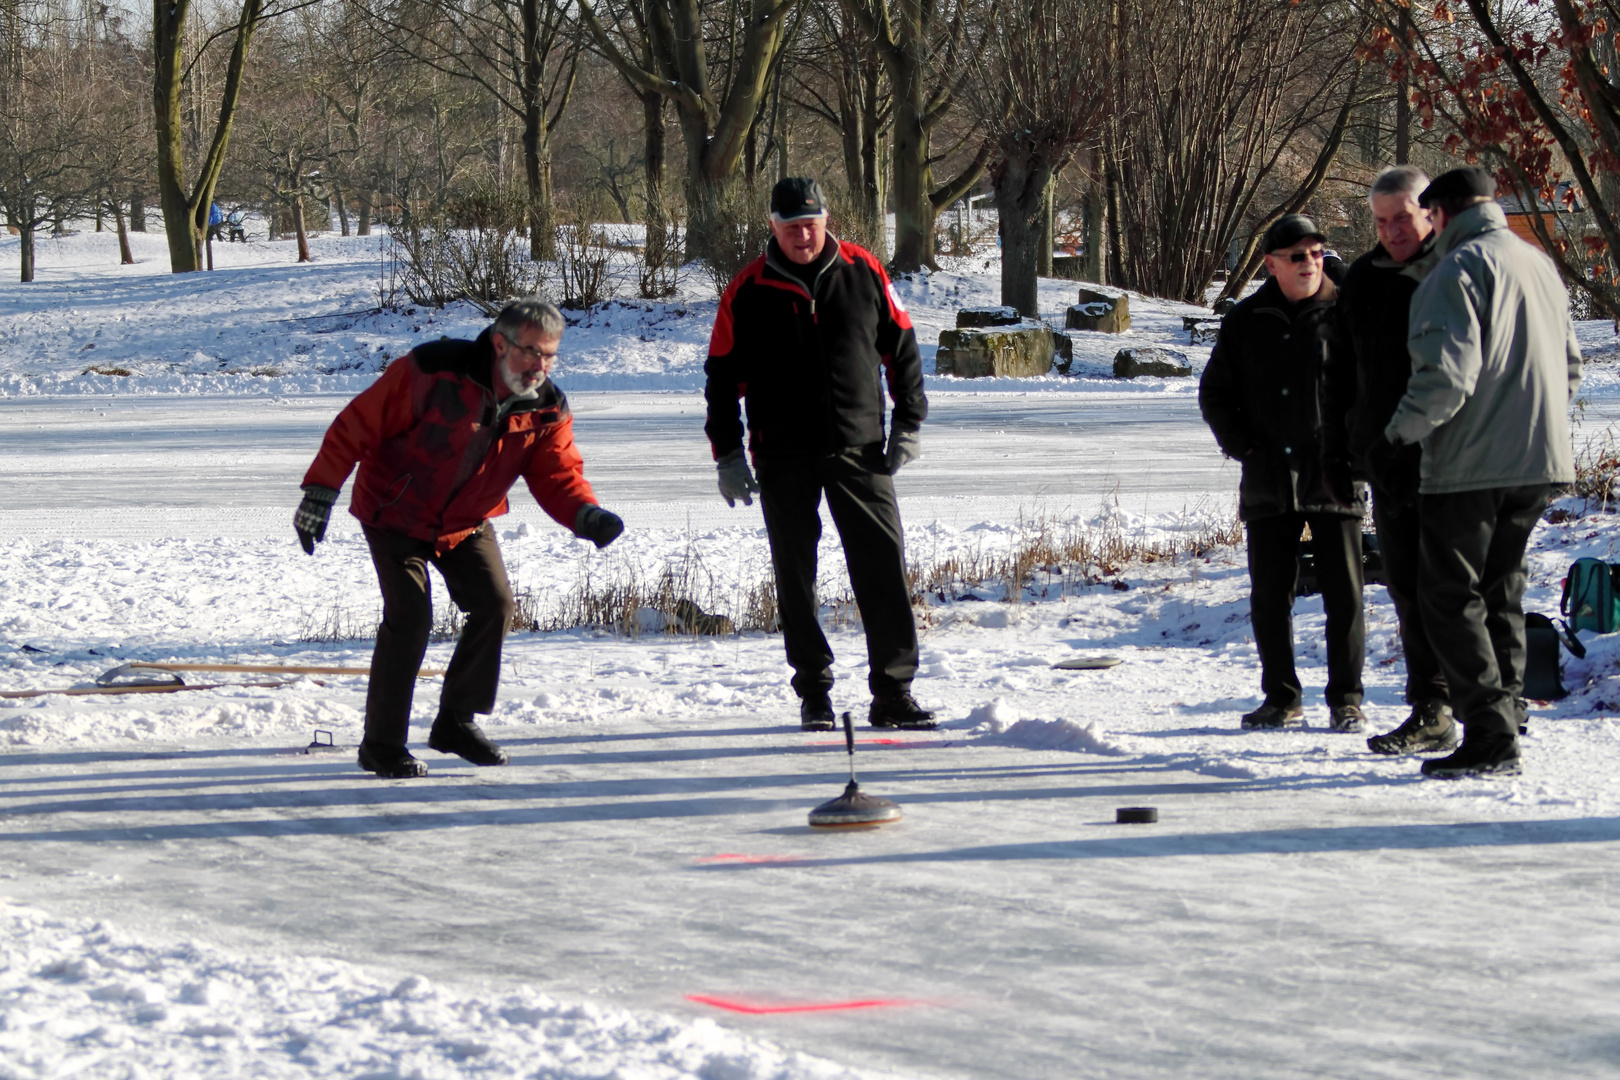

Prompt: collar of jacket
[
  {"left": 1436, "top": 200, "right": 1509, "bottom": 256},
  {"left": 1251, "top": 274, "right": 1336, "bottom": 321},
  {"left": 763, "top": 234, "right": 843, "bottom": 297}
]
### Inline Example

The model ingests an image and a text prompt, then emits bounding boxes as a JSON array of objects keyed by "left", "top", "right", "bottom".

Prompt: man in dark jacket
[
  {"left": 295, "top": 298, "right": 624, "bottom": 777},
  {"left": 1339, "top": 166, "right": 1454, "bottom": 755},
  {"left": 704, "top": 177, "right": 933, "bottom": 731},
  {"left": 1372, "top": 167, "right": 1581, "bottom": 778},
  {"left": 1200, "top": 214, "right": 1366, "bottom": 731}
]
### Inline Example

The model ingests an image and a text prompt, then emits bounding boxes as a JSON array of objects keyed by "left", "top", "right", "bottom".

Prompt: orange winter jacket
[{"left": 303, "top": 329, "right": 597, "bottom": 551}]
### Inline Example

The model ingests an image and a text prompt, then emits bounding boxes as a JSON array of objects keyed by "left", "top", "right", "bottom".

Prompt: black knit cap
[
  {"left": 1418, "top": 166, "right": 1497, "bottom": 208},
  {"left": 1262, "top": 214, "right": 1326, "bottom": 254},
  {"left": 770, "top": 177, "right": 827, "bottom": 220}
]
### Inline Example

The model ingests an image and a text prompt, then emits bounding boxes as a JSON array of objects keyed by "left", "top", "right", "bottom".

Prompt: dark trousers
[
  {"left": 1371, "top": 488, "right": 1448, "bottom": 705},
  {"left": 362, "top": 522, "right": 516, "bottom": 747},
  {"left": 1246, "top": 512, "right": 1365, "bottom": 709},
  {"left": 1417, "top": 485, "right": 1549, "bottom": 737},
  {"left": 756, "top": 447, "right": 919, "bottom": 698}
]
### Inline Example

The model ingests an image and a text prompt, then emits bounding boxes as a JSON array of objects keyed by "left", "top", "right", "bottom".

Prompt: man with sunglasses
[
  {"left": 1370, "top": 166, "right": 1581, "bottom": 779},
  {"left": 294, "top": 298, "right": 624, "bottom": 778},
  {"left": 1201, "top": 214, "right": 1366, "bottom": 732}
]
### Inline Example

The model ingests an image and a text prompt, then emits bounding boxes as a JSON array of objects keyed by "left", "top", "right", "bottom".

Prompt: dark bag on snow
[
  {"left": 1560, "top": 557, "right": 1620, "bottom": 634},
  {"left": 1523, "top": 612, "right": 1585, "bottom": 701}
]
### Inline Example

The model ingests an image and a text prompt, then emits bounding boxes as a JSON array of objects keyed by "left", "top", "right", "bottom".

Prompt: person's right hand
[
  {"left": 294, "top": 485, "right": 339, "bottom": 554},
  {"left": 716, "top": 448, "right": 760, "bottom": 507}
]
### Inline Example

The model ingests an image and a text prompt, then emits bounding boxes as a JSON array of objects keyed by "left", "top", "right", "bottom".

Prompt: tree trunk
[
  {"left": 114, "top": 199, "right": 134, "bottom": 264},
  {"left": 152, "top": 0, "right": 265, "bottom": 273},
  {"left": 1082, "top": 175, "right": 1103, "bottom": 283},
  {"left": 1037, "top": 176, "right": 1054, "bottom": 278},
  {"left": 642, "top": 87, "right": 667, "bottom": 275},
  {"left": 1103, "top": 148, "right": 1124, "bottom": 286},
  {"left": 95, "top": 204, "right": 103, "bottom": 232},
  {"left": 889, "top": 62, "right": 934, "bottom": 273},
  {"left": 334, "top": 184, "right": 349, "bottom": 236},
  {"left": 129, "top": 193, "right": 146, "bottom": 231},
  {"left": 292, "top": 197, "right": 310, "bottom": 262},
  {"left": 1394, "top": 71, "right": 1410, "bottom": 164},
  {"left": 357, "top": 190, "right": 372, "bottom": 236},
  {"left": 18, "top": 224, "right": 34, "bottom": 283},
  {"left": 993, "top": 147, "right": 1053, "bottom": 317}
]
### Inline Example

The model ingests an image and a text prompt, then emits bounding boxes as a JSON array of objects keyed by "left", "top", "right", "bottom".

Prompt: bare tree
[
  {"left": 843, "top": 0, "right": 994, "bottom": 273},
  {"left": 1101, "top": 0, "right": 1364, "bottom": 303},
  {"left": 573, "top": 0, "right": 801, "bottom": 261},
  {"left": 972, "top": 0, "right": 1110, "bottom": 315},
  {"left": 363, "top": 0, "right": 579, "bottom": 259},
  {"left": 0, "top": 0, "right": 93, "bottom": 281},
  {"left": 789, "top": 2, "right": 890, "bottom": 257}
]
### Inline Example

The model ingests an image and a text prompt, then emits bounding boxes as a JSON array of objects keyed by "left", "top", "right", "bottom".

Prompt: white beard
[{"left": 501, "top": 364, "right": 544, "bottom": 399}]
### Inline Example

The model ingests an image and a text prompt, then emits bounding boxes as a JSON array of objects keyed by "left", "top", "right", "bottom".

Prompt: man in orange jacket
[{"left": 296, "top": 298, "right": 623, "bottom": 777}]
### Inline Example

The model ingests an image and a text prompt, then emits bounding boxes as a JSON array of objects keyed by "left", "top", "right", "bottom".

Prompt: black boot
[
  {"left": 358, "top": 740, "right": 428, "bottom": 778},
  {"left": 1420, "top": 731, "right": 1521, "bottom": 779},
  {"left": 800, "top": 692, "right": 836, "bottom": 731},
  {"left": 428, "top": 711, "right": 510, "bottom": 766},
  {"left": 869, "top": 690, "right": 937, "bottom": 730},
  {"left": 1367, "top": 701, "right": 1458, "bottom": 755}
]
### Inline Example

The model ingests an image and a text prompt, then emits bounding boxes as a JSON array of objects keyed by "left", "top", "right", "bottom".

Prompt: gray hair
[
  {"left": 1369, "top": 165, "right": 1431, "bottom": 204},
  {"left": 493, "top": 297, "right": 564, "bottom": 341}
]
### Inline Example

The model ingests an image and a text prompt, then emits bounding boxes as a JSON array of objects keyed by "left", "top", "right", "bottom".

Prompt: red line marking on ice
[
  {"left": 686, "top": 994, "right": 922, "bottom": 1014},
  {"left": 809, "top": 739, "right": 947, "bottom": 748},
  {"left": 693, "top": 854, "right": 806, "bottom": 865}
]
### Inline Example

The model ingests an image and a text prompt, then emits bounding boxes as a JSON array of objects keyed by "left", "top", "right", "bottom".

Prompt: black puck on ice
[{"left": 1116, "top": 807, "right": 1158, "bottom": 824}]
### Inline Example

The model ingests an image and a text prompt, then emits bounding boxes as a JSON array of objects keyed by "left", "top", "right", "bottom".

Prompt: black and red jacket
[
  {"left": 303, "top": 329, "right": 597, "bottom": 551},
  {"left": 704, "top": 236, "right": 927, "bottom": 459}
]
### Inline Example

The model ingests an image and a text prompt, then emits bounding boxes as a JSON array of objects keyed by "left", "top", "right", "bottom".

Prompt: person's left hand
[
  {"left": 885, "top": 430, "right": 921, "bottom": 475},
  {"left": 294, "top": 485, "right": 339, "bottom": 555},
  {"left": 574, "top": 504, "right": 624, "bottom": 549}
]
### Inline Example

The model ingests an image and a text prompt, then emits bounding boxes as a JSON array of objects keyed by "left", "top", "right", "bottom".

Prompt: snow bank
[{"left": 0, "top": 901, "right": 874, "bottom": 1080}]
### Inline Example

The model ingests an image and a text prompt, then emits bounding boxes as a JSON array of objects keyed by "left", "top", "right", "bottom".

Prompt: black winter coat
[
  {"left": 704, "top": 236, "right": 926, "bottom": 459},
  {"left": 1199, "top": 277, "right": 1364, "bottom": 521},
  {"left": 1338, "top": 238, "right": 1436, "bottom": 475}
]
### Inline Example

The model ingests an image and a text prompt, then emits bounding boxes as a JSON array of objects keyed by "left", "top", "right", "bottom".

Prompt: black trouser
[
  {"left": 1371, "top": 487, "right": 1448, "bottom": 706},
  {"left": 362, "top": 522, "right": 515, "bottom": 747},
  {"left": 1417, "top": 485, "right": 1549, "bottom": 737},
  {"left": 1245, "top": 512, "right": 1365, "bottom": 710},
  {"left": 756, "top": 446, "right": 918, "bottom": 698}
]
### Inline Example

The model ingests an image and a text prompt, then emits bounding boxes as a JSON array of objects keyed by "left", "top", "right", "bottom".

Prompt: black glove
[
  {"left": 885, "top": 430, "right": 921, "bottom": 475},
  {"left": 1365, "top": 435, "right": 1421, "bottom": 508},
  {"left": 294, "top": 485, "right": 338, "bottom": 555},
  {"left": 574, "top": 504, "right": 624, "bottom": 549},
  {"left": 716, "top": 447, "right": 760, "bottom": 507}
]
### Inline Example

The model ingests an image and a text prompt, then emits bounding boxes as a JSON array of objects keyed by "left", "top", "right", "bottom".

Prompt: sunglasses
[
  {"left": 1283, "top": 248, "right": 1325, "bottom": 264},
  {"left": 501, "top": 337, "right": 558, "bottom": 363}
]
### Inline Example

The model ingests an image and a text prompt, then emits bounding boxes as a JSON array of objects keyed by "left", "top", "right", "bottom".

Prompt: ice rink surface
[{"left": 5, "top": 227, "right": 1620, "bottom": 1078}]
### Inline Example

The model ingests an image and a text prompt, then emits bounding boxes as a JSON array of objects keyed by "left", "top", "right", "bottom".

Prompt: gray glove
[
  {"left": 294, "top": 485, "right": 339, "bottom": 554},
  {"left": 716, "top": 447, "right": 760, "bottom": 507},
  {"left": 885, "top": 430, "right": 921, "bottom": 475},
  {"left": 573, "top": 504, "right": 624, "bottom": 549}
]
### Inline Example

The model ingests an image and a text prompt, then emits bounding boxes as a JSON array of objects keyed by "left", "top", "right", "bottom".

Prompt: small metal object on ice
[
  {"left": 1052, "top": 656, "right": 1123, "bottom": 670},
  {"left": 306, "top": 729, "right": 337, "bottom": 752},
  {"left": 1116, "top": 807, "right": 1158, "bottom": 824}
]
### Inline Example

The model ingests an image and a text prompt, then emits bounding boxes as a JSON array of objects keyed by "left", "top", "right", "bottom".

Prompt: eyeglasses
[
  {"left": 1285, "top": 248, "right": 1325, "bottom": 264},
  {"left": 501, "top": 336, "right": 558, "bottom": 363}
]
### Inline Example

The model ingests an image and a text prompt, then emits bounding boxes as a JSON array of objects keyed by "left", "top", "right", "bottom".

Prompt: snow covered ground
[{"left": 4, "top": 225, "right": 1620, "bottom": 1078}]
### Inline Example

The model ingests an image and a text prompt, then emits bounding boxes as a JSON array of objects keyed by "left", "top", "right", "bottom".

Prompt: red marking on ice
[
  {"left": 808, "top": 738, "right": 946, "bottom": 748},
  {"left": 686, "top": 994, "right": 922, "bottom": 1014},
  {"left": 693, "top": 853, "right": 805, "bottom": 865}
]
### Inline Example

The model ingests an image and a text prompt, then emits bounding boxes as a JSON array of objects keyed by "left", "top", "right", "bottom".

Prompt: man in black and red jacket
[
  {"left": 704, "top": 177, "right": 934, "bottom": 731},
  {"left": 295, "top": 299, "right": 624, "bottom": 778}
]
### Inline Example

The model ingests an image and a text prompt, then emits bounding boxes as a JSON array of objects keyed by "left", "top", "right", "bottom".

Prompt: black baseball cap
[
  {"left": 1262, "top": 214, "right": 1327, "bottom": 254},
  {"left": 1418, "top": 166, "right": 1497, "bottom": 208},
  {"left": 770, "top": 177, "right": 827, "bottom": 220}
]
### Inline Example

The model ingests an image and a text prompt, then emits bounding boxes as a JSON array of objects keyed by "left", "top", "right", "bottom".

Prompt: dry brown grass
[{"left": 296, "top": 507, "right": 1244, "bottom": 643}]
